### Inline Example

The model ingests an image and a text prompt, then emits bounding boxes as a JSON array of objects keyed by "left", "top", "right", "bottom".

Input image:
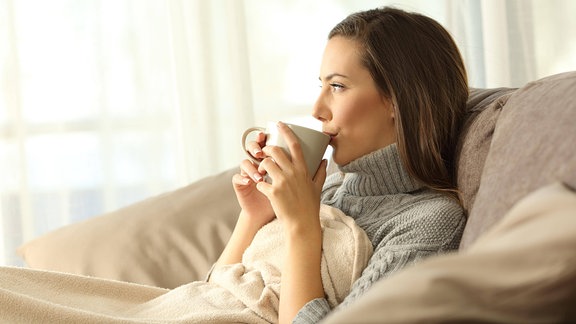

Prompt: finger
[
  {"left": 241, "top": 159, "right": 265, "bottom": 182},
  {"left": 277, "top": 122, "right": 306, "bottom": 170},
  {"left": 258, "top": 156, "right": 282, "bottom": 178},
  {"left": 245, "top": 141, "right": 265, "bottom": 160},
  {"left": 255, "top": 180, "right": 272, "bottom": 198},
  {"left": 246, "top": 132, "right": 267, "bottom": 160},
  {"left": 261, "top": 145, "right": 291, "bottom": 170},
  {"left": 256, "top": 132, "right": 267, "bottom": 147},
  {"left": 232, "top": 173, "right": 251, "bottom": 186}
]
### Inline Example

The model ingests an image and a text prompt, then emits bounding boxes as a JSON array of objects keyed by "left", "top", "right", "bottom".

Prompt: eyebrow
[{"left": 319, "top": 73, "right": 349, "bottom": 81}]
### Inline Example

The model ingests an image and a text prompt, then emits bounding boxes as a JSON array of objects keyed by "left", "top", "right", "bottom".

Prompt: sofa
[{"left": 18, "top": 71, "right": 576, "bottom": 323}]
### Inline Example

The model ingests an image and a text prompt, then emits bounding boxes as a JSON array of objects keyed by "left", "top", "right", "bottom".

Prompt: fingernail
[
  {"left": 253, "top": 173, "right": 263, "bottom": 182},
  {"left": 242, "top": 177, "right": 250, "bottom": 185},
  {"left": 253, "top": 148, "right": 262, "bottom": 156}
]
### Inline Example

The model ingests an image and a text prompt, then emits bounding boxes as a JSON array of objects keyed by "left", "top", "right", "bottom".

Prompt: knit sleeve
[{"left": 292, "top": 298, "right": 331, "bottom": 324}]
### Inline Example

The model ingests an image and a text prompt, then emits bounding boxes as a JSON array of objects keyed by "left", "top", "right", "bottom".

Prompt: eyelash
[
  {"left": 319, "top": 83, "right": 345, "bottom": 92},
  {"left": 330, "top": 83, "right": 344, "bottom": 91}
]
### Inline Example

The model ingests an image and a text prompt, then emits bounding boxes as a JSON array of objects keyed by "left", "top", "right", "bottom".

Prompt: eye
[{"left": 329, "top": 83, "right": 345, "bottom": 92}]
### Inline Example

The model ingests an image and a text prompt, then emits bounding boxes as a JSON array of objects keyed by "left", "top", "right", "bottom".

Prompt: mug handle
[{"left": 241, "top": 126, "right": 267, "bottom": 163}]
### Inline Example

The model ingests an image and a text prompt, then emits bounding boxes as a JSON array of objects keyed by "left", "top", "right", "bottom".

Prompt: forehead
[{"left": 320, "top": 36, "right": 365, "bottom": 76}]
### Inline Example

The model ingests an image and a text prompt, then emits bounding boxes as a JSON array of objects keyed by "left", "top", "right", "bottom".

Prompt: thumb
[{"left": 255, "top": 180, "right": 272, "bottom": 199}]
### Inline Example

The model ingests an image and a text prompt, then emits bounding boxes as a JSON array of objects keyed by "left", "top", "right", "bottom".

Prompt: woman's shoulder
[
  {"left": 402, "top": 188, "right": 464, "bottom": 219},
  {"left": 374, "top": 190, "right": 466, "bottom": 250},
  {"left": 405, "top": 190, "right": 465, "bottom": 232}
]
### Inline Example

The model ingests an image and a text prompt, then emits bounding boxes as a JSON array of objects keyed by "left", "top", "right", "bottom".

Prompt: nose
[{"left": 312, "top": 90, "right": 331, "bottom": 122}]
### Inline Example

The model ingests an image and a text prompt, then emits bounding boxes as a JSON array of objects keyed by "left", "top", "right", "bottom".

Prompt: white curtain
[
  {"left": 1, "top": 0, "right": 575, "bottom": 266},
  {"left": 168, "top": 0, "right": 255, "bottom": 180},
  {"left": 0, "top": 0, "right": 253, "bottom": 265},
  {"left": 447, "top": 0, "right": 576, "bottom": 87}
]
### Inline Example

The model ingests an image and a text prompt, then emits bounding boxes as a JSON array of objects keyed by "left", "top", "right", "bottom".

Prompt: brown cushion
[
  {"left": 323, "top": 182, "right": 576, "bottom": 323},
  {"left": 18, "top": 168, "right": 241, "bottom": 289},
  {"left": 460, "top": 71, "right": 576, "bottom": 248},
  {"left": 456, "top": 88, "right": 516, "bottom": 213}
]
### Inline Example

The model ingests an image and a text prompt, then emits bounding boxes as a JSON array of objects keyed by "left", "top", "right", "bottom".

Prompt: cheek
[
  {"left": 338, "top": 96, "right": 381, "bottom": 130},
  {"left": 339, "top": 96, "right": 394, "bottom": 150},
  {"left": 335, "top": 94, "right": 371, "bottom": 123},
  {"left": 335, "top": 104, "right": 358, "bottom": 125}
]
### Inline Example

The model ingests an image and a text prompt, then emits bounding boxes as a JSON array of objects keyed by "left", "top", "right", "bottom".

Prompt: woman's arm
[
  {"left": 214, "top": 142, "right": 277, "bottom": 269},
  {"left": 256, "top": 122, "right": 328, "bottom": 323},
  {"left": 279, "top": 218, "right": 324, "bottom": 324}
]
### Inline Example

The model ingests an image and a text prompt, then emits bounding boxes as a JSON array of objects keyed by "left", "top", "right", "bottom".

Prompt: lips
[{"left": 323, "top": 131, "right": 337, "bottom": 143}]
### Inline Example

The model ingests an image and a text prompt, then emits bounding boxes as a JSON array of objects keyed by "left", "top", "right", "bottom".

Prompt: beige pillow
[
  {"left": 323, "top": 182, "right": 576, "bottom": 323},
  {"left": 460, "top": 71, "right": 576, "bottom": 248},
  {"left": 18, "top": 168, "right": 241, "bottom": 289},
  {"left": 455, "top": 88, "right": 515, "bottom": 213}
]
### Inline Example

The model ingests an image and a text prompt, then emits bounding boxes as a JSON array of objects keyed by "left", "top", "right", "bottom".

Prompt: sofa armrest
[{"left": 18, "top": 168, "right": 241, "bottom": 289}]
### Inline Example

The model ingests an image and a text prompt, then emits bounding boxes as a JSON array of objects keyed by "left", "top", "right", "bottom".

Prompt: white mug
[{"left": 241, "top": 122, "right": 330, "bottom": 180}]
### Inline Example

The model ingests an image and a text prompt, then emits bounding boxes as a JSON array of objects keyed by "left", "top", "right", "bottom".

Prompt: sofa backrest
[
  {"left": 456, "top": 87, "right": 517, "bottom": 213},
  {"left": 456, "top": 71, "right": 576, "bottom": 249}
]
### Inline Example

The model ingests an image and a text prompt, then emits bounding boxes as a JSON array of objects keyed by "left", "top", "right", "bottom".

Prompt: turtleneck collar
[{"left": 335, "top": 143, "right": 423, "bottom": 196}]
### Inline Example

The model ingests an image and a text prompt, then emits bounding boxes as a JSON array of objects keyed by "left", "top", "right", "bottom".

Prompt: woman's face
[{"left": 313, "top": 36, "right": 396, "bottom": 166}]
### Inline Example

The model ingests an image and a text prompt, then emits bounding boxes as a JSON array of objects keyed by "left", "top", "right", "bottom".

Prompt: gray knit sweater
[{"left": 293, "top": 144, "right": 466, "bottom": 323}]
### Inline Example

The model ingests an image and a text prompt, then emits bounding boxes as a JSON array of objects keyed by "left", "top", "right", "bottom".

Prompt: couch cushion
[
  {"left": 18, "top": 168, "right": 241, "bottom": 289},
  {"left": 456, "top": 88, "right": 516, "bottom": 213},
  {"left": 460, "top": 71, "right": 576, "bottom": 248}
]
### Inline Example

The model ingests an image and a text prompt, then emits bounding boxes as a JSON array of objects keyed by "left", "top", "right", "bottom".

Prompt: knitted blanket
[{"left": 0, "top": 204, "right": 372, "bottom": 323}]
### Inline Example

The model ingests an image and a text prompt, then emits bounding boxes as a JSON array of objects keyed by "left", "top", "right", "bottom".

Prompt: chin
[{"left": 331, "top": 150, "right": 352, "bottom": 167}]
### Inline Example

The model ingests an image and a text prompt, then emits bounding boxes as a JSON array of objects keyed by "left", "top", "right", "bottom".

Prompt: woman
[{"left": 216, "top": 7, "right": 468, "bottom": 323}]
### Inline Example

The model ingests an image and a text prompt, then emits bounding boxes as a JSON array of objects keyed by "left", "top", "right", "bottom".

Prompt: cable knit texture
[{"left": 293, "top": 144, "right": 466, "bottom": 323}]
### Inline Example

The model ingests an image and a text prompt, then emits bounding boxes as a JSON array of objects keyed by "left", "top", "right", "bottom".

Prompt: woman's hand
[
  {"left": 256, "top": 122, "right": 328, "bottom": 230},
  {"left": 244, "top": 131, "right": 267, "bottom": 161},
  {"left": 233, "top": 161, "right": 275, "bottom": 228},
  {"left": 215, "top": 132, "right": 273, "bottom": 269}
]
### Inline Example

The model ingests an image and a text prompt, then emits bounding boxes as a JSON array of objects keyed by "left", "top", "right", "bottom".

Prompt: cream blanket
[{"left": 0, "top": 204, "right": 372, "bottom": 323}]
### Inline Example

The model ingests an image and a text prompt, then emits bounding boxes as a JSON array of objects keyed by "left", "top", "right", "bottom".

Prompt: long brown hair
[{"left": 329, "top": 7, "right": 468, "bottom": 199}]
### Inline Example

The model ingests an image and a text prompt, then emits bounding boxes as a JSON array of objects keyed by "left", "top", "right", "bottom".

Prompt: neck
[{"left": 337, "top": 144, "right": 422, "bottom": 196}]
